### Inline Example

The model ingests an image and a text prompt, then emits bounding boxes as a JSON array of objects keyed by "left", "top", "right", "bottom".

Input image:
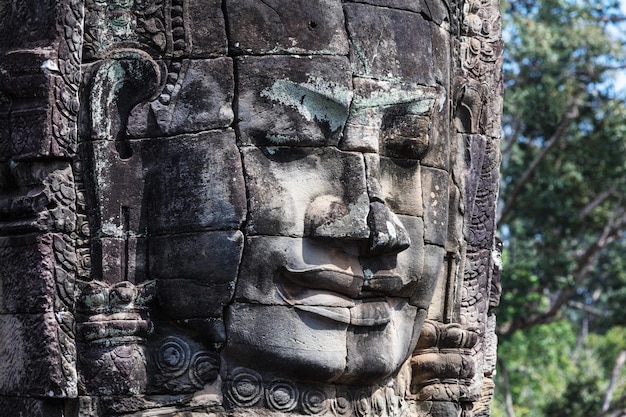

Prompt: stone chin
[{"left": 223, "top": 298, "right": 425, "bottom": 385}]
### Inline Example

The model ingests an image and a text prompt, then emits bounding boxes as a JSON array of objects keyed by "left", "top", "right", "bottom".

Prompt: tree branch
[
  {"left": 498, "top": 206, "right": 626, "bottom": 335},
  {"left": 498, "top": 102, "right": 580, "bottom": 226},
  {"left": 579, "top": 185, "right": 617, "bottom": 220},
  {"left": 602, "top": 350, "right": 626, "bottom": 413}
]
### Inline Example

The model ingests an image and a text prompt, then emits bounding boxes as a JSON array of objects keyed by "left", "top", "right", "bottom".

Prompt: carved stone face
[
  {"left": 222, "top": 4, "right": 453, "bottom": 385},
  {"left": 83, "top": 0, "right": 455, "bottom": 395}
]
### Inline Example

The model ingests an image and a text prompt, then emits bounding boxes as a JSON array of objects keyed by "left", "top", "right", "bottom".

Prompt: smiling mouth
[{"left": 278, "top": 266, "right": 404, "bottom": 326}]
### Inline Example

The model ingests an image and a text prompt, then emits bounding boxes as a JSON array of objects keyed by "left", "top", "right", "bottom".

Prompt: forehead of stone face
[
  {"left": 225, "top": 0, "right": 349, "bottom": 55},
  {"left": 344, "top": 2, "right": 450, "bottom": 85}
]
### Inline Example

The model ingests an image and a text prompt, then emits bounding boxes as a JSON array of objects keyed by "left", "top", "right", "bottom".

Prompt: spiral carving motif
[
  {"left": 226, "top": 368, "right": 264, "bottom": 407},
  {"left": 302, "top": 388, "right": 330, "bottom": 415},
  {"left": 155, "top": 336, "right": 190, "bottom": 378},
  {"left": 188, "top": 351, "right": 219, "bottom": 388},
  {"left": 266, "top": 380, "right": 298, "bottom": 412}
]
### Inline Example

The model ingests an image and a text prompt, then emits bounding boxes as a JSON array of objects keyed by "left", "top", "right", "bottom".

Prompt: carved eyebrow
[
  {"left": 261, "top": 79, "right": 352, "bottom": 131},
  {"left": 350, "top": 78, "right": 440, "bottom": 113},
  {"left": 352, "top": 88, "right": 437, "bottom": 112}
]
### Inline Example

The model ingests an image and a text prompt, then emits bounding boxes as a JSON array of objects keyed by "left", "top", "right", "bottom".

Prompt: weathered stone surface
[
  {"left": 83, "top": 0, "right": 227, "bottom": 59},
  {"left": 341, "top": 301, "right": 422, "bottom": 385},
  {"left": 0, "top": 234, "right": 56, "bottom": 314},
  {"left": 0, "top": 396, "right": 65, "bottom": 417},
  {"left": 225, "top": 303, "right": 349, "bottom": 383},
  {"left": 345, "top": 4, "right": 439, "bottom": 84},
  {"left": 150, "top": 231, "right": 243, "bottom": 319},
  {"left": 242, "top": 146, "right": 368, "bottom": 237},
  {"left": 421, "top": 166, "right": 451, "bottom": 247},
  {"left": 235, "top": 235, "right": 362, "bottom": 306},
  {"left": 415, "top": 244, "right": 446, "bottom": 311},
  {"left": 225, "top": 0, "right": 348, "bottom": 55},
  {"left": 147, "top": 331, "right": 221, "bottom": 394},
  {"left": 0, "top": 313, "right": 70, "bottom": 397},
  {"left": 78, "top": 343, "right": 149, "bottom": 396},
  {"left": 236, "top": 55, "right": 352, "bottom": 147},
  {"left": 1, "top": 0, "right": 503, "bottom": 415},
  {"left": 90, "top": 237, "right": 147, "bottom": 284},
  {"left": 363, "top": 215, "right": 426, "bottom": 299},
  {"left": 128, "top": 58, "right": 234, "bottom": 137},
  {"left": 143, "top": 131, "right": 247, "bottom": 233},
  {"left": 368, "top": 155, "right": 423, "bottom": 217},
  {"left": 344, "top": 0, "right": 449, "bottom": 25},
  {"left": 0, "top": 50, "right": 79, "bottom": 160},
  {"left": 186, "top": 0, "right": 229, "bottom": 57}
]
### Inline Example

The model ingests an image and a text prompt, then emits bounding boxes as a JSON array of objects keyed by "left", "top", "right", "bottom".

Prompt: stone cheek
[
  {"left": 143, "top": 131, "right": 247, "bottom": 233},
  {"left": 242, "top": 146, "right": 369, "bottom": 238}
]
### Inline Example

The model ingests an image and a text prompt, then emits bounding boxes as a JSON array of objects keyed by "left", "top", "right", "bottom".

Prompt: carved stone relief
[{"left": 0, "top": 1, "right": 503, "bottom": 416}]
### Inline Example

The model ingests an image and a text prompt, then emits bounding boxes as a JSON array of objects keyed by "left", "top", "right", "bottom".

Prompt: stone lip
[
  {"left": 282, "top": 265, "right": 364, "bottom": 298},
  {"left": 278, "top": 265, "right": 414, "bottom": 326}
]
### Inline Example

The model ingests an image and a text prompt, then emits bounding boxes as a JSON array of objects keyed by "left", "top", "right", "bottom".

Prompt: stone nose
[
  {"left": 365, "top": 201, "right": 410, "bottom": 256},
  {"left": 303, "top": 194, "right": 410, "bottom": 256}
]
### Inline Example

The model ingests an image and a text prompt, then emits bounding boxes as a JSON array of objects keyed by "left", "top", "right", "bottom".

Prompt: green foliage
[
  {"left": 499, "top": 0, "right": 626, "bottom": 331},
  {"left": 496, "top": 0, "right": 626, "bottom": 415}
]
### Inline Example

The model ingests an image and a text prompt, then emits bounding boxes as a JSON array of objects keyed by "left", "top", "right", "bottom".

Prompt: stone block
[
  {"left": 343, "top": 0, "right": 449, "bottom": 24},
  {"left": 186, "top": 0, "right": 229, "bottom": 57},
  {"left": 150, "top": 231, "right": 243, "bottom": 281},
  {"left": 90, "top": 237, "right": 147, "bottom": 284},
  {"left": 142, "top": 131, "right": 246, "bottom": 233},
  {"left": 225, "top": 0, "right": 348, "bottom": 55},
  {"left": 147, "top": 329, "right": 221, "bottom": 394},
  {"left": 0, "top": 396, "right": 65, "bottom": 417},
  {"left": 150, "top": 231, "right": 243, "bottom": 319},
  {"left": 0, "top": 312, "right": 72, "bottom": 397},
  {"left": 152, "top": 318, "right": 226, "bottom": 347},
  {"left": 83, "top": 0, "right": 227, "bottom": 59},
  {"left": 421, "top": 166, "right": 450, "bottom": 246},
  {"left": 365, "top": 154, "right": 423, "bottom": 217},
  {"left": 242, "top": 146, "right": 368, "bottom": 237},
  {"left": 421, "top": 29, "right": 452, "bottom": 171},
  {"left": 341, "top": 301, "right": 421, "bottom": 384},
  {"left": 128, "top": 58, "right": 234, "bottom": 137},
  {"left": 78, "top": 343, "right": 148, "bottom": 396},
  {"left": 341, "top": 77, "right": 441, "bottom": 158},
  {"left": 0, "top": 0, "right": 58, "bottom": 51},
  {"left": 224, "top": 303, "right": 348, "bottom": 383},
  {"left": 156, "top": 280, "right": 234, "bottom": 320},
  {"left": 236, "top": 55, "right": 352, "bottom": 147},
  {"left": 85, "top": 140, "right": 147, "bottom": 238},
  {"left": 345, "top": 4, "right": 436, "bottom": 84},
  {"left": 0, "top": 234, "right": 55, "bottom": 314},
  {"left": 416, "top": 244, "right": 445, "bottom": 311}
]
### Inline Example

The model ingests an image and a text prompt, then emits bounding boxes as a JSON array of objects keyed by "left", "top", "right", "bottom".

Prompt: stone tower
[{"left": 0, "top": 1, "right": 502, "bottom": 415}]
